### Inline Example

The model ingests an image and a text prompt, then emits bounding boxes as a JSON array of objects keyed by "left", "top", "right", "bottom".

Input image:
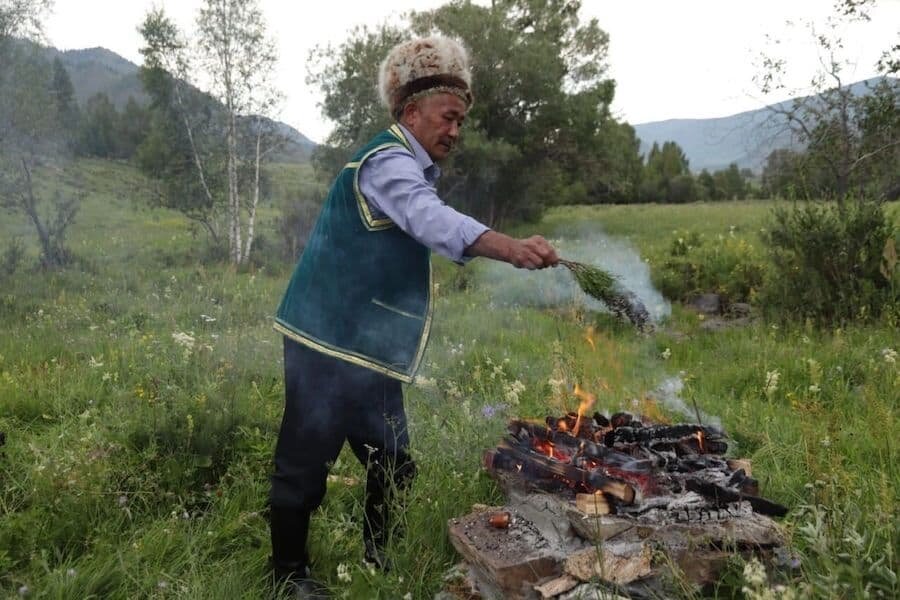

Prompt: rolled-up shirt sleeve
[{"left": 358, "top": 147, "right": 489, "bottom": 263}]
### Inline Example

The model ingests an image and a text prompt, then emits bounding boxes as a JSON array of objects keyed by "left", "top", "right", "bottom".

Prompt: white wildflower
[
  {"left": 403, "top": 594, "right": 412, "bottom": 600},
  {"left": 88, "top": 355, "right": 104, "bottom": 368},
  {"left": 548, "top": 377, "right": 566, "bottom": 396},
  {"left": 504, "top": 380, "right": 526, "bottom": 405},
  {"left": 742, "top": 557, "right": 767, "bottom": 588},
  {"left": 881, "top": 348, "right": 897, "bottom": 364},
  {"left": 820, "top": 437, "right": 831, "bottom": 448},
  {"left": 808, "top": 384, "right": 820, "bottom": 394},
  {"left": 661, "top": 348, "right": 672, "bottom": 360},
  {"left": 336, "top": 563, "right": 352, "bottom": 583},
  {"left": 200, "top": 314, "right": 216, "bottom": 323},
  {"left": 171, "top": 331, "right": 195, "bottom": 350},
  {"left": 102, "top": 372, "right": 112, "bottom": 382},
  {"left": 764, "top": 370, "right": 780, "bottom": 398},
  {"left": 414, "top": 376, "right": 437, "bottom": 389},
  {"left": 18, "top": 585, "right": 29, "bottom": 597},
  {"left": 67, "top": 568, "right": 77, "bottom": 577}
]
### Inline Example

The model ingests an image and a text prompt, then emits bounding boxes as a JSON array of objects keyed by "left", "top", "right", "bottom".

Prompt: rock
[
  {"left": 688, "top": 293, "right": 721, "bottom": 315},
  {"left": 727, "top": 302, "right": 752, "bottom": 318}
]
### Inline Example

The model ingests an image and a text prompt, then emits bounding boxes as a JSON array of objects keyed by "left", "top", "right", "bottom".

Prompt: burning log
[
  {"left": 485, "top": 441, "right": 637, "bottom": 505},
  {"left": 684, "top": 480, "right": 788, "bottom": 517},
  {"left": 448, "top": 410, "right": 789, "bottom": 598}
]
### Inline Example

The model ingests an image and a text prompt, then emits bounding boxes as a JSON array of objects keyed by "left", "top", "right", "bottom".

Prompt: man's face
[{"left": 402, "top": 93, "right": 467, "bottom": 161}]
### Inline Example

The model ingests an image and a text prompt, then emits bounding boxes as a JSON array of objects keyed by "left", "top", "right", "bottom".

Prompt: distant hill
[
  {"left": 632, "top": 78, "right": 891, "bottom": 174},
  {"left": 41, "top": 44, "right": 317, "bottom": 162}
]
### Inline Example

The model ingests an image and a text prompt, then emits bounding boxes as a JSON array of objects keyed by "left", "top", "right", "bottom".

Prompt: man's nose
[{"left": 448, "top": 121, "right": 459, "bottom": 139}]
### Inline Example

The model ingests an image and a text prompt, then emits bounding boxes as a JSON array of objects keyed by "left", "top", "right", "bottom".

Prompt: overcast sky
[{"left": 45, "top": 0, "right": 900, "bottom": 143}]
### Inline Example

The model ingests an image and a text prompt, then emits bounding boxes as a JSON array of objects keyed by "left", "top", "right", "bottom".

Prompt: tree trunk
[
  {"left": 241, "top": 122, "right": 262, "bottom": 265},
  {"left": 19, "top": 158, "right": 55, "bottom": 265}
]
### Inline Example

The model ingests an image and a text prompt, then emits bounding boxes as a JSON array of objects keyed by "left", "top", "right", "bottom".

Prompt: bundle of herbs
[{"left": 559, "top": 259, "right": 651, "bottom": 330}]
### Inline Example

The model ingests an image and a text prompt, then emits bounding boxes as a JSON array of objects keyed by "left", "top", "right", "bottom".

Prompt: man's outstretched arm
[{"left": 465, "top": 230, "right": 558, "bottom": 270}]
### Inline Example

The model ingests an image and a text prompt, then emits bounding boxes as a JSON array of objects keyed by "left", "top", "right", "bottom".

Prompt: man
[{"left": 270, "top": 36, "right": 558, "bottom": 595}]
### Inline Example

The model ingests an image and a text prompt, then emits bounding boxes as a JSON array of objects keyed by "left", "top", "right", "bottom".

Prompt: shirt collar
[{"left": 397, "top": 123, "right": 441, "bottom": 180}]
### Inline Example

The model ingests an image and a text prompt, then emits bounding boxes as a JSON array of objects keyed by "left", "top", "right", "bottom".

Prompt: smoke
[
  {"left": 476, "top": 229, "right": 671, "bottom": 322},
  {"left": 647, "top": 374, "right": 723, "bottom": 431}
]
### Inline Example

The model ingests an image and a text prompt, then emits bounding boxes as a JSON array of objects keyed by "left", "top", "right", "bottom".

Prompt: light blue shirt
[{"left": 358, "top": 123, "right": 490, "bottom": 263}]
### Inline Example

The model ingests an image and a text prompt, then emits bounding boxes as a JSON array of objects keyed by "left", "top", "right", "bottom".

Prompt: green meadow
[{"left": 1, "top": 160, "right": 896, "bottom": 598}]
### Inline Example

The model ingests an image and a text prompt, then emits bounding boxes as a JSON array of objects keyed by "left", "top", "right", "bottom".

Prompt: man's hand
[{"left": 464, "top": 231, "right": 559, "bottom": 269}]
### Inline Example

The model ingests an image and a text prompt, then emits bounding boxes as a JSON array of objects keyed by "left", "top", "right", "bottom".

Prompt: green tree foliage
[
  {"left": 0, "top": 2, "right": 80, "bottom": 268},
  {"left": 761, "top": 199, "right": 897, "bottom": 324},
  {"left": 309, "top": 0, "right": 642, "bottom": 226},
  {"left": 639, "top": 141, "right": 692, "bottom": 202},
  {"left": 77, "top": 92, "right": 119, "bottom": 157},
  {"left": 756, "top": 0, "right": 899, "bottom": 200},
  {"left": 49, "top": 56, "right": 79, "bottom": 148},
  {"left": 714, "top": 163, "right": 748, "bottom": 200}
]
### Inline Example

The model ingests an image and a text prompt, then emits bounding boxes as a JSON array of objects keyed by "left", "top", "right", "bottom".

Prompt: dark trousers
[{"left": 270, "top": 337, "right": 416, "bottom": 559}]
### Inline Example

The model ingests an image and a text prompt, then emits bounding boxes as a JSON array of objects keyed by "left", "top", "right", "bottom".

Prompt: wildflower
[
  {"left": 820, "top": 437, "right": 831, "bottom": 448},
  {"left": 403, "top": 594, "right": 413, "bottom": 600},
  {"left": 157, "top": 580, "right": 168, "bottom": 590},
  {"left": 808, "top": 384, "right": 820, "bottom": 394},
  {"left": 742, "top": 557, "right": 767, "bottom": 588},
  {"left": 414, "top": 376, "right": 437, "bottom": 389},
  {"left": 200, "top": 314, "right": 216, "bottom": 323},
  {"left": 661, "top": 348, "right": 671, "bottom": 360},
  {"left": 18, "top": 585, "right": 29, "bottom": 597},
  {"left": 102, "top": 372, "right": 112, "bottom": 382},
  {"left": 481, "top": 403, "right": 507, "bottom": 418},
  {"left": 67, "top": 568, "right": 77, "bottom": 577},
  {"left": 504, "top": 380, "right": 526, "bottom": 405},
  {"left": 171, "top": 331, "right": 195, "bottom": 350},
  {"left": 764, "top": 370, "right": 780, "bottom": 398},
  {"left": 337, "top": 563, "right": 352, "bottom": 583},
  {"left": 882, "top": 348, "right": 897, "bottom": 364},
  {"left": 88, "top": 355, "right": 104, "bottom": 368}
]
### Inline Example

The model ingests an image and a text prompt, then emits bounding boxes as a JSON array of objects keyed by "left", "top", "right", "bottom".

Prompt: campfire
[{"left": 445, "top": 400, "right": 788, "bottom": 599}]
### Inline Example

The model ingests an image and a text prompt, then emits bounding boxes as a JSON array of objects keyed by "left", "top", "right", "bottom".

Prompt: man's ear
[{"left": 399, "top": 100, "right": 419, "bottom": 127}]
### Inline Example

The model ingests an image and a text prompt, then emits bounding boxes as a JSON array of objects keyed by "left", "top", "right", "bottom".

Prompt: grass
[{"left": 0, "top": 161, "right": 897, "bottom": 598}]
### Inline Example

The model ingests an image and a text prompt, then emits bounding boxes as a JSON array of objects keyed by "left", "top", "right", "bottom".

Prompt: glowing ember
[{"left": 695, "top": 430, "right": 705, "bottom": 453}]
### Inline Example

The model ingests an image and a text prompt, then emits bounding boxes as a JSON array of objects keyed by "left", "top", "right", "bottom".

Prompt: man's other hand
[{"left": 464, "top": 231, "right": 559, "bottom": 269}]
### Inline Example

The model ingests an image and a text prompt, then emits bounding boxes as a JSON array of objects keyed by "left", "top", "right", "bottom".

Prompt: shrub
[
  {"left": 760, "top": 199, "right": 897, "bottom": 324},
  {"left": 275, "top": 186, "right": 325, "bottom": 263},
  {"left": 1, "top": 238, "right": 25, "bottom": 277},
  {"left": 655, "top": 229, "right": 767, "bottom": 304}
]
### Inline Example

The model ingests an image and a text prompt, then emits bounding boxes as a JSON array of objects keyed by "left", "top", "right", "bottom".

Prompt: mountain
[
  {"left": 631, "top": 78, "right": 890, "bottom": 174},
  {"left": 44, "top": 45, "right": 316, "bottom": 162}
]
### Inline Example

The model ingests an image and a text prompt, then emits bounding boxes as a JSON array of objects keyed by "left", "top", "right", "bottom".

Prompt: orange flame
[
  {"left": 572, "top": 384, "right": 597, "bottom": 437},
  {"left": 695, "top": 430, "right": 705, "bottom": 453},
  {"left": 583, "top": 326, "right": 597, "bottom": 351}
]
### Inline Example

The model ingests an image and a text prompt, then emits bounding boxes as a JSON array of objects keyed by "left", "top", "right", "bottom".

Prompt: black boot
[{"left": 270, "top": 507, "right": 329, "bottom": 599}]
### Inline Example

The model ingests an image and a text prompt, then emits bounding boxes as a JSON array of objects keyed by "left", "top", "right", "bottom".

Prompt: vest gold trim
[
  {"left": 352, "top": 142, "right": 409, "bottom": 231},
  {"left": 273, "top": 260, "right": 434, "bottom": 383}
]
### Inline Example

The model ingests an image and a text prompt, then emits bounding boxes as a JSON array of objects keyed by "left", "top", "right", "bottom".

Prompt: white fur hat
[{"left": 378, "top": 36, "right": 474, "bottom": 118}]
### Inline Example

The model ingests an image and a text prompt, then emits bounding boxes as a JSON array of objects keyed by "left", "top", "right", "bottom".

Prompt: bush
[
  {"left": 761, "top": 199, "right": 898, "bottom": 324},
  {"left": 1, "top": 238, "right": 25, "bottom": 277},
  {"left": 655, "top": 229, "right": 767, "bottom": 304},
  {"left": 276, "top": 186, "right": 325, "bottom": 263}
]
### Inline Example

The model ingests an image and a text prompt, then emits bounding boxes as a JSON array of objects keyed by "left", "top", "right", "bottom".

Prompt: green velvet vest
[{"left": 274, "top": 125, "right": 433, "bottom": 383}]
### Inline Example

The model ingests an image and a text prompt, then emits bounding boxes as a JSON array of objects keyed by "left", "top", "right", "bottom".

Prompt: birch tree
[
  {"left": 196, "top": 0, "right": 281, "bottom": 265},
  {"left": 139, "top": 1, "right": 281, "bottom": 265}
]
